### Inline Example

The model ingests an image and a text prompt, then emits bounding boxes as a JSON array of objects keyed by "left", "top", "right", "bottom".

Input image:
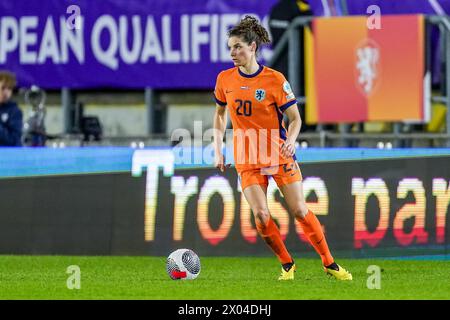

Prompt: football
[{"left": 166, "top": 249, "right": 201, "bottom": 280}]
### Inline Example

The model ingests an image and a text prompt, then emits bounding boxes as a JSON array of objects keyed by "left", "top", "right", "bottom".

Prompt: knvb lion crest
[
  {"left": 355, "top": 39, "right": 380, "bottom": 96},
  {"left": 255, "top": 89, "right": 266, "bottom": 102}
]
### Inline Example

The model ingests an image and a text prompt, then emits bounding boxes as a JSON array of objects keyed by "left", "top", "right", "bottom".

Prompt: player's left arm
[{"left": 281, "top": 104, "right": 302, "bottom": 158}]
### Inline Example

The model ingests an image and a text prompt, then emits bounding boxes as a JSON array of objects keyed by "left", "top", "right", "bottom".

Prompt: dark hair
[
  {"left": 0, "top": 70, "right": 16, "bottom": 89},
  {"left": 227, "top": 15, "right": 271, "bottom": 53}
]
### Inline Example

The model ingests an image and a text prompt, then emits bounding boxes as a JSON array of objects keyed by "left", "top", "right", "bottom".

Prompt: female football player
[{"left": 213, "top": 16, "right": 351, "bottom": 280}]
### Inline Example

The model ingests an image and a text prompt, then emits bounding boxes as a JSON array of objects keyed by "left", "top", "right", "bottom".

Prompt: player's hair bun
[
  {"left": 227, "top": 15, "right": 271, "bottom": 53},
  {"left": 238, "top": 16, "right": 270, "bottom": 44}
]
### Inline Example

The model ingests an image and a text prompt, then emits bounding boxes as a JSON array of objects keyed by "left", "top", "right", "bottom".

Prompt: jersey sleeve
[
  {"left": 273, "top": 74, "right": 297, "bottom": 112},
  {"left": 214, "top": 72, "right": 227, "bottom": 107}
]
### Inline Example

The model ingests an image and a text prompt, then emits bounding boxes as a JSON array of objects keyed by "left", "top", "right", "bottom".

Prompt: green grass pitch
[{"left": 0, "top": 255, "right": 449, "bottom": 299}]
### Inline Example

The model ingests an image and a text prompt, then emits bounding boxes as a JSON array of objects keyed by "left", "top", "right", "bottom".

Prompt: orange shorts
[{"left": 238, "top": 158, "right": 303, "bottom": 190}]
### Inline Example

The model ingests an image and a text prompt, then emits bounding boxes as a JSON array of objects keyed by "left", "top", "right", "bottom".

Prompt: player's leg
[
  {"left": 241, "top": 172, "right": 295, "bottom": 279},
  {"left": 242, "top": 183, "right": 293, "bottom": 265},
  {"left": 275, "top": 162, "right": 352, "bottom": 280},
  {"left": 278, "top": 179, "right": 334, "bottom": 265}
]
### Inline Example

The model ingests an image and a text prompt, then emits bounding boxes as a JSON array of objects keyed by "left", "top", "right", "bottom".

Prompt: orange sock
[
  {"left": 297, "top": 210, "right": 334, "bottom": 266},
  {"left": 256, "top": 216, "right": 293, "bottom": 265}
]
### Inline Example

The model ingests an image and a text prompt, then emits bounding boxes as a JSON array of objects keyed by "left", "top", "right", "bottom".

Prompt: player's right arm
[
  {"left": 213, "top": 104, "right": 230, "bottom": 172},
  {"left": 213, "top": 72, "right": 230, "bottom": 172}
]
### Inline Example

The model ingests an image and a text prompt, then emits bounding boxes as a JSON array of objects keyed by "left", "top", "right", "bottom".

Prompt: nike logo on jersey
[{"left": 226, "top": 90, "right": 233, "bottom": 93}]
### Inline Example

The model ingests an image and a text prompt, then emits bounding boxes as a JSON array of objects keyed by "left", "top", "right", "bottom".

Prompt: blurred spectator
[
  {"left": 269, "top": 0, "right": 311, "bottom": 79},
  {"left": 0, "top": 71, "right": 23, "bottom": 146},
  {"left": 22, "top": 85, "right": 48, "bottom": 147},
  {"left": 269, "top": 0, "right": 314, "bottom": 131}
]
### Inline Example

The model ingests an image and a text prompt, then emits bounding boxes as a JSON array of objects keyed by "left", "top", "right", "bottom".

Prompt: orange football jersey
[{"left": 214, "top": 64, "right": 298, "bottom": 173}]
